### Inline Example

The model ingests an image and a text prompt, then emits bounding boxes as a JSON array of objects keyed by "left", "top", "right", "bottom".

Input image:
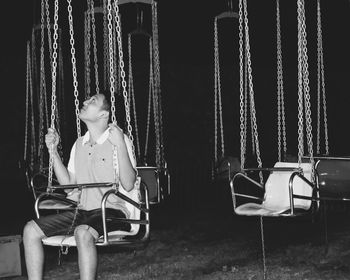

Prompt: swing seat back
[
  {"left": 137, "top": 166, "right": 160, "bottom": 204},
  {"left": 316, "top": 158, "right": 350, "bottom": 199},
  {"left": 263, "top": 162, "right": 313, "bottom": 212}
]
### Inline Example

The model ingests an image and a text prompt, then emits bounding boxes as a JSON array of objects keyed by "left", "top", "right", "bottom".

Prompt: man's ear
[{"left": 99, "top": 110, "right": 109, "bottom": 120}]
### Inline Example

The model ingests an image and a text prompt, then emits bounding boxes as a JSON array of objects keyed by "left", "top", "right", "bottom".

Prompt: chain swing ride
[{"left": 25, "top": 0, "right": 161, "bottom": 253}]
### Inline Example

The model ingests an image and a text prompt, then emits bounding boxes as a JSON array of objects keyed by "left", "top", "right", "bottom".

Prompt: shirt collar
[{"left": 82, "top": 129, "right": 109, "bottom": 146}]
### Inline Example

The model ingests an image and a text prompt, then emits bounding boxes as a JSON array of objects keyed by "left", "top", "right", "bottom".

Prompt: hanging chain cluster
[
  {"left": 151, "top": 1, "right": 163, "bottom": 168},
  {"left": 297, "top": 0, "right": 314, "bottom": 179},
  {"left": 238, "top": 0, "right": 263, "bottom": 178}
]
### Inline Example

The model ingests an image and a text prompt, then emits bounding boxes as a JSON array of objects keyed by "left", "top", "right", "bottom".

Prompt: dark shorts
[{"left": 34, "top": 208, "right": 131, "bottom": 238}]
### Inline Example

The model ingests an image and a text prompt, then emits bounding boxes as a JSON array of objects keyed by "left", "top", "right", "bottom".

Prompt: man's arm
[
  {"left": 108, "top": 124, "right": 136, "bottom": 191},
  {"left": 45, "top": 128, "right": 76, "bottom": 185}
]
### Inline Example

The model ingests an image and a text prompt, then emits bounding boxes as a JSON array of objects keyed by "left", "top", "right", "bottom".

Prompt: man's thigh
[{"left": 34, "top": 210, "right": 80, "bottom": 237}]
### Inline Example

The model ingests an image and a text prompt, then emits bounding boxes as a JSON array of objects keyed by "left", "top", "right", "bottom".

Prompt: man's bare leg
[
  {"left": 23, "top": 221, "right": 45, "bottom": 280},
  {"left": 75, "top": 226, "right": 98, "bottom": 280}
]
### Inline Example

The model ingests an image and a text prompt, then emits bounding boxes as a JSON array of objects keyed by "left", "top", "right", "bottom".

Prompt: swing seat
[
  {"left": 231, "top": 162, "right": 315, "bottom": 217},
  {"left": 315, "top": 157, "right": 350, "bottom": 200},
  {"left": 137, "top": 166, "right": 162, "bottom": 204},
  {"left": 35, "top": 177, "right": 150, "bottom": 247}
]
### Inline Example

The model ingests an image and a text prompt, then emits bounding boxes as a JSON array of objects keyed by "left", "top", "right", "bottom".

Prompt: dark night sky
[{"left": 0, "top": 0, "right": 349, "bottom": 226}]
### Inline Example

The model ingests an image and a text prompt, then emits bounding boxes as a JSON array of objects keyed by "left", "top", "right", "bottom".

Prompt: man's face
[{"left": 79, "top": 94, "right": 107, "bottom": 122}]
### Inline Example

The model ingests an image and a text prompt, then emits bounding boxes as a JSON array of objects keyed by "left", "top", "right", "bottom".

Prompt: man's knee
[
  {"left": 23, "top": 220, "right": 45, "bottom": 243},
  {"left": 74, "top": 225, "right": 98, "bottom": 246}
]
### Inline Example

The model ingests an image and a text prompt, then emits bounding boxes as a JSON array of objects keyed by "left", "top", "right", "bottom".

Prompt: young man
[{"left": 23, "top": 93, "right": 137, "bottom": 280}]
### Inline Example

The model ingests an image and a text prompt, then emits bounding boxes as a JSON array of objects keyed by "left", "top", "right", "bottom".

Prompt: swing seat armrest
[
  {"left": 34, "top": 192, "right": 78, "bottom": 218},
  {"left": 230, "top": 172, "right": 264, "bottom": 202},
  {"left": 243, "top": 167, "right": 303, "bottom": 173},
  {"left": 99, "top": 182, "right": 150, "bottom": 245}
]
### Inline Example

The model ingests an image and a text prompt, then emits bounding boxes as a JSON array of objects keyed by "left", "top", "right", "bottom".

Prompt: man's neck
[{"left": 85, "top": 122, "right": 108, "bottom": 144}]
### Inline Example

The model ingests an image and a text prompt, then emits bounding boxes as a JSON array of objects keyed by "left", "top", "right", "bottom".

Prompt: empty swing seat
[
  {"left": 315, "top": 157, "right": 350, "bottom": 200},
  {"left": 35, "top": 177, "right": 150, "bottom": 247},
  {"left": 137, "top": 166, "right": 170, "bottom": 204},
  {"left": 231, "top": 162, "right": 315, "bottom": 216}
]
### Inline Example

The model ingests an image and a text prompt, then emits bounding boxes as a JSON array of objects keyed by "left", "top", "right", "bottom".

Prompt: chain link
[
  {"left": 30, "top": 32, "right": 37, "bottom": 168},
  {"left": 276, "top": 0, "right": 287, "bottom": 162},
  {"left": 213, "top": 19, "right": 218, "bottom": 162},
  {"left": 85, "top": 0, "right": 92, "bottom": 99},
  {"left": 152, "top": 1, "right": 165, "bottom": 167},
  {"left": 317, "top": 0, "right": 329, "bottom": 155},
  {"left": 243, "top": 0, "right": 263, "bottom": 178},
  {"left": 238, "top": 0, "right": 245, "bottom": 169},
  {"left": 48, "top": 0, "right": 59, "bottom": 188},
  {"left": 297, "top": 0, "right": 304, "bottom": 164},
  {"left": 128, "top": 34, "right": 141, "bottom": 160},
  {"left": 90, "top": 0, "right": 100, "bottom": 95},
  {"left": 112, "top": 0, "right": 136, "bottom": 159},
  {"left": 214, "top": 18, "right": 225, "bottom": 161},
  {"left": 67, "top": 0, "right": 81, "bottom": 138},
  {"left": 25, "top": 42, "right": 31, "bottom": 162},
  {"left": 145, "top": 56, "right": 153, "bottom": 164}
]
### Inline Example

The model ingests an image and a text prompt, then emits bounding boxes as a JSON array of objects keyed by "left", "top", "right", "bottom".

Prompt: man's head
[{"left": 79, "top": 93, "right": 111, "bottom": 124}]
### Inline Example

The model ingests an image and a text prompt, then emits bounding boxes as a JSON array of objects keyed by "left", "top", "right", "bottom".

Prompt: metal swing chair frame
[
  {"left": 29, "top": 0, "right": 151, "bottom": 252},
  {"left": 230, "top": 0, "right": 318, "bottom": 219},
  {"left": 227, "top": 0, "right": 318, "bottom": 278}
]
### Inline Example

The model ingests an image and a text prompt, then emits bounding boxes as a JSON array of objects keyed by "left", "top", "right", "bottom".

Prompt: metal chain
[
  {"left": 143, "top": 38, "right": 154, "bottom": 164},
  {"left": 300, "top": 0, "right": 314, "bottom": 161},
  {"left": 276, "top": 0, "right": 285, "bottom": 162},
  {"left": 41, "top": 0, "right": 50, "bottom": 131},
  {"left": 48, "top": 0, "right": 59, "bottom": 188},
  {"left": 128, "top": 34, "right": 141, "bottom": 160},
  {"left": 214, "top": 18, "right": 225, "bottom": 160},
  {"left": 30, "top": 33, "right": 37, "bottom": 168},
  {"left": 112, "top": 0, "right": 136, "bottom": 159},
  {"left": 90, "top": 0, "right": 100, "bottom": 95},
  {"left": 238, "top": 0, "right": 245, "bottom": 169},
  {"left": 214, "top": 19, "right": 218, "bottom": 163},
  {"left": 67, "top": 0, "right": 81, "bottom": 138},
  {"left": 57, "top": 31, "right": 64, "bottom": 161},
  {"left": 103, "top": 0, "right": 108, "bottom": 90},
  {"left": 39, "top": 0, "right": 47, "bottom": 170},
  {"left": 152, "top": 1, "right": 165, "bottom": 167},
  {"left": 316, "top": 0, "right": 321, "bottom": 155},
  {"left": 297, "top": 0, "right": 305, "bottom": 164},
  {"left": 107, "top": 0, "right": 117, "bottom": 123},
  {"left": 84, "top": 0, "right": 92, "bottom": 99},
  {"left": 317, "top": 0, "right": 329, "bottom": 155},
  {"left": 45, "top": 0, "right": 53, "bottom": 67},
  {"left": 243, "top": 0, "right": 263, "bottom": 177},
  {"left": 25, "top": 42, "right": 31, "bottom": 162}
]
